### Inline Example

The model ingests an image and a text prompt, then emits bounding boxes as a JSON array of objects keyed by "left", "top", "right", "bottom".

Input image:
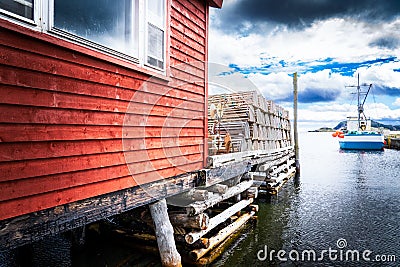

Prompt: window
[
  {"left": 0, "top": 0, "right": 33, "bottom": 20},
  {"left": 146, "top": 0, "right": 165, "bottom": 69},
  {"left": 0, "top": 0, "right": 166, "bottom": 71}
]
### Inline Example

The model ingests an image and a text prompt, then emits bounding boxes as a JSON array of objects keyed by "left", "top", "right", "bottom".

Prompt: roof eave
[{"left": 208, "top": 0, "right": 223, "bottom": 8}]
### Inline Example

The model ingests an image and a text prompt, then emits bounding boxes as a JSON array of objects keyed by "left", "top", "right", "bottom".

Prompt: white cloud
[
  {"left": 209, "top": 16, "right": 400, "bottom": 67},
  {"left": 209, "top": 10, "right": 400, "bottom": 128},
  {"left": 248, "top": 72, "right": 293, "bottom": 100}
]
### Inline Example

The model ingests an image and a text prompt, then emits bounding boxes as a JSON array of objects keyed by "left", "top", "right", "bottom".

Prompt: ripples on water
[{"left": 215, "top": 132, "right": 400, "bottom": 267}]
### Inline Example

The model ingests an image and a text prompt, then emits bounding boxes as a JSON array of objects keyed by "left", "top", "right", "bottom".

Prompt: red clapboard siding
[
  {"left": 0, "top": 124, "right": 204, "bottom": 142},
  {"left": 0, "top": 85, "right": 205, "bottom": 117},
  {"left": 0, "top": 136, "right": 204, "bottom": 182},
  {"left": 0, "top": 105, "right": 204, "bottom": 127},
  {"left": 189, "top": 0, "right": 207, "bottom": 14},
  {"left": 0, "top": 137, "right": 204, "bottom": 162},
  {"left": 0, "top": 0, "right": 209, "bottom": 220},
  {"left": 170, "top": 17, "right": 205, "bottom": 46},
  {"left": 170, "top": 9, "right": 205, "bottom": 39},
  {"left": 0, "top": 152, "right": 204, "bottom": 202},
  {"left": 0, "top": 161, "right": 204, "bottom": 220},
  {"left": 171, "top": 1, "right": 206, "bottom": 31},
  {"left": 0, "top": 65, "right": 206, "bottom": 100},
  {"left": 170, "top": 27, "right": 205, "bottom": 55},
  {"left": 0, "top": 50, "right": 206, "bottom": 99},
  {"left": 170, "top": 39, "right": 205, "bottom": 62}
]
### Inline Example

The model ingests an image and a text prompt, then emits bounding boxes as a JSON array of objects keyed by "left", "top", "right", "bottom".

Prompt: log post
[
  {"left": 169, "top": 213, "right": 209, "bottom": 230},
  {"left": 293, "top": 72, "right": 300, "bottom": 177},
  {"left": 149, "top": 199, "right": 182, "bottom": 267}
]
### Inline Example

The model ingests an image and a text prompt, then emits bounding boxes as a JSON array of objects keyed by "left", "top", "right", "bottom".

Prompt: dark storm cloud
[
  {"left": 299, "top": 87, "right": 341, "bottom": 103},
  {"left": 373, "top": 85, "right": 400, "bottom": 96},
  {"left": 215, "top": 0, "right": 400, "bottom": 33},
  {"left": 277, "top": 88, "right": 341, "bottom": 103},
  {"left": 369, "top": 36, "right": 400, "bottom": 50}
]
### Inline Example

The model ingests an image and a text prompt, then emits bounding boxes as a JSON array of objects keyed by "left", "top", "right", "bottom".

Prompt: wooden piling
[
  {"left": 149, "top": 199, "right": 182, "bottom": 267},
  {"left": 293, "top": 72, "right": 300, "bottom": 176}
]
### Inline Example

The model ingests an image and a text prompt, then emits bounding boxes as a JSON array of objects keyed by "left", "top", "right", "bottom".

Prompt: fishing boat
[{"left": 334, "top": 74, "right": 385, "bottom": 150}]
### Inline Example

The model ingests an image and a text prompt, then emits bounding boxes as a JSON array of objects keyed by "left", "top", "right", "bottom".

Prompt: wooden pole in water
[
  {"left": 149, "top": 199, "right": 182, "bottom": 267},
  {"left": 293, "top": 72, "right": 300, "bottom": 176}
]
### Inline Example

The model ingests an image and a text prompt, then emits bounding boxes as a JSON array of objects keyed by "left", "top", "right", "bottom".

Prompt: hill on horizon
[{"left": 333, "top": 120, "right": 400, "bottom": 131}]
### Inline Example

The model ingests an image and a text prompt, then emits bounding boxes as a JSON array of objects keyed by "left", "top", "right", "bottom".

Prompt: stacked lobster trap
[{"left": 208, "top": 91, "right": 292, "bottom": 155}]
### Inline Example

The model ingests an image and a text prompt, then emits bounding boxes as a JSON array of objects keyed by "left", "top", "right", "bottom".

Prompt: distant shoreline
[{"left": 308, "top": 127, "right": 335, "bottom": 132}]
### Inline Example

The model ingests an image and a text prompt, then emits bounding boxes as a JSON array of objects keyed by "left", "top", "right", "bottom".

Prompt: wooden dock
[{"left": 385, "top": 135, "right": 400, "bottom": 150}]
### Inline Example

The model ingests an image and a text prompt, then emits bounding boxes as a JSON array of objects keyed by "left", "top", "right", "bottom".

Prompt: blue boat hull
[
  {"left": 339, "top": 141, "right": 384, "bottom": 150},
  {"left": 338, "top": 131, "right": 384, "bottom": 150}
]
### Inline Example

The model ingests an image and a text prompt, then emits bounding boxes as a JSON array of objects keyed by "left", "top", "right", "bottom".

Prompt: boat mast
[
  {"left": 357, "top": 74, "right": 361, "bottom": 127},
  {"left": 347, "top": 74, "right": 372, "bottom": 130}
]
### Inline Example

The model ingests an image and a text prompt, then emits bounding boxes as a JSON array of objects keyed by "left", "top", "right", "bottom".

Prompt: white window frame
[
  {"left": 0, "top": 0, "right": 167, "bottom": 72},
  {"left": 145, "top": 0, "right": 166, "bottom": 71},
  {"left": 0, "top": 0, "right": 41, "bottom": 27}
]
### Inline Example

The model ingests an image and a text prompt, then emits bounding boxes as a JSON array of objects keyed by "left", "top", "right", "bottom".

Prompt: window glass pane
[
  {"left": 147, "top": 0, "right": 165, "bottom": 69},
  {"left": 0, "top": 0, "right": 33, "bottom": 19},
  {"left": 54, "top": 0, "right": 135, "bottom": 55},
  {"left": 147, "top": 23, "right": 164, "bottom": 69},
  {"left": 148, "top": 0, "right": 163, "bottom": 18}
]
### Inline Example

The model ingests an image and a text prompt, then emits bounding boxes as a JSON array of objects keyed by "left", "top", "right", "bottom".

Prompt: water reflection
[{"left": 214, "top": 132, "right": 400, "bottom": 266}]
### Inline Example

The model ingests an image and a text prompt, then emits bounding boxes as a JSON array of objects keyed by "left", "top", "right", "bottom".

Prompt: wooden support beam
[
  {"left": 267, "top": 167, "right": 296, "bottom": 187},
  {"left": 168, "top": 189, "right": 211, "bottom": 202},
  {"left": 189, "top": 211, "right": 255, "bottom": 261},
  {"left": 149, "top": 199, "right": 182, "bottom": 267},
  {"left": 253, "top": 180, "right": 267, "bottom": 187},
  {"left": 175, "top": 236, "right": 210, "bottom": 249},
  {"left": 185, "top": 198, "right": 253, "bottom": 244},
  {"left": 167, "top": 189, "right": 214, "bottom": 207},
  {"left": 200, "top": 148, "right": 294, "bottom": 188},
  {"left": 206, "top": 184, "right": 228, "bottom": 194},
  {"left": 207, "top": 147, "right": 293, "bottom": 168},
  {"left": 169, "top": 213, "right": 209, "bottom": 230},
  {"left": 186, "top": 180, "right": 253, "bottom": 216},
  {"left": 251, "top": 171, "right": 267, "bottom": 181},
  {"left": 246, "top": 187, "right": 258, "bottom": 199},
  {"left": 258, "top": 153, "right": 292, "bottom": 172},
  {"left": 269, "top": 163, "right": 290, "bottom": 177}
]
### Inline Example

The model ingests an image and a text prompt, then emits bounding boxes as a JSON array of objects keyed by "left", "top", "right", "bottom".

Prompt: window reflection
[
  {"left": 54, "top": 0, "right": 136, "bottom": 56},
  {"left": 0, "top": 0, "right": 33, "bottom": 19}
]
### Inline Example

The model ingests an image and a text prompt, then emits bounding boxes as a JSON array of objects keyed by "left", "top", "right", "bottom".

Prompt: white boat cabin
[{"left": 346, "top": 117, "right": 372, "bottom": 131}]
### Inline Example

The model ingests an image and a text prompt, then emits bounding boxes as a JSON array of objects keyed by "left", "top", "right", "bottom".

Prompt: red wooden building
[{"left": 0, "top": 0, "right": 222, "bottom": 249}]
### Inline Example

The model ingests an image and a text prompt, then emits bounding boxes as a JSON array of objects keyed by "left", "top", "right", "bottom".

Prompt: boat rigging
[{"left": 346, "top": 73, "right": 373, "bottom": 130}]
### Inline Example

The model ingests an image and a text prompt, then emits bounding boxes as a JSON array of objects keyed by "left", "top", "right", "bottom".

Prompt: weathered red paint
[{"left": 0, "top": 0, "right": 218, "bottom": 220}]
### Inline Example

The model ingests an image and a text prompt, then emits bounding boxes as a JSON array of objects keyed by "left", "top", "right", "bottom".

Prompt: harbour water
[{"left": 214, "top": 131, "right": 400, "bottom": 266}]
